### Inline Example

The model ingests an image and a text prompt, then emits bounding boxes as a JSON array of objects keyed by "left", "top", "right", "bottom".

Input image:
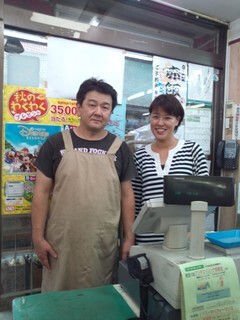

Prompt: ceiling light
[
  {"left": 128, "top": 92, "right": 145, "bottom": 101},
  {"left": 125, "top": 52, "right": 153, "bottom": 61},
  {"left": 188, "top": 103, "right": 205, "bottom": 108},
  {"left": 31, "top": 12, "right": 90, "bottom": 32},
  {"left": 90, "top": 16, "right": 101, "bottom": 27},
  {"left": 4, "top": 38, "right": 24, "bottom": 53}
]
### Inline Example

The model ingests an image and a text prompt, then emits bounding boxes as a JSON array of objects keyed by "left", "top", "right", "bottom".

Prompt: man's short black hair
[{"left": 76, "top": 77, "right": 118, "bottom": 111}]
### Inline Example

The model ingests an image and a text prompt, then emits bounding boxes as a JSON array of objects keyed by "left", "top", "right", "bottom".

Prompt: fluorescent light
[
  {"left": 142, "top": 112, "right": 150, "bottom": 116},
  {"left": 4, "top": 38, "right": 24, "bottom": 53},
  {"left": 4, "top": 29, "right": 48, "bottom": 43},
  {"left": 31, "top": 12, "right": 90, "bottom": 32},
  {"left": 128, "top": 89, "right": 152, "bottom": 101},
  {"left": 127, "top": 91, "right": 145, "bottom": 101},
  {"left": 125, "top": 52, "right": 153, "bottom": 61},
  {"left": 89, "top": 16, "right": 101, "bottom": 27},
  {"left": 188, "top": 103, "right": 205, "bottom": 108}
]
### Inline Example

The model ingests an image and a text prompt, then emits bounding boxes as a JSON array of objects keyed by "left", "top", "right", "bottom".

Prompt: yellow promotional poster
[
  {"left": 2, "top": 85, "right": 79, "bottom": 215},
  {"left": 2, "top": 85, "right": 126, "bottom": 214},
  {"left": 3, "top": 85, "right": 79, "bottom": 126}
]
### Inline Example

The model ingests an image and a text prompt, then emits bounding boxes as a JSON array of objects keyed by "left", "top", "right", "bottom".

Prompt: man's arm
[
  {"left": 120, "top": 180, "right": 135, "bottom": 260},
  {"left": 31, "top": 169, "right": 57, "bottom": 269}
]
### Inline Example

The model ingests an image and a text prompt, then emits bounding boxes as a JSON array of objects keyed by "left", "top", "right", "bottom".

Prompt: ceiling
[
  {"left": 5, "top": 0, "right": 223, "bottom": 44},
  {"left": 5, "top": 0, "right": 240, "bottom": 25},
  {"left": 151, "top": 0, "right": 240, "bottom": 23},
  {"left": 3, "top": 0, "right": 231, "bottom": 60}
]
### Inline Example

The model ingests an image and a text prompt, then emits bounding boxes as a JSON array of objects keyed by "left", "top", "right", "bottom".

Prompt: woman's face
[{"left": 150, "top": 107, "right": 180, "bottom": 142}]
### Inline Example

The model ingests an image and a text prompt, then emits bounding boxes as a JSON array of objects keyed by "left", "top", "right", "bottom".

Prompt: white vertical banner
[
  {"left": 152, "top": 56, "right": 187, "bottom": 105},
  {"left": 47, "top": 37, "right": 125, "bottom": 103}
]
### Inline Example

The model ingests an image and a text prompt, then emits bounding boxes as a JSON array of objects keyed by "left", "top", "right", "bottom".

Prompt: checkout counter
[
  {"left": 13, "top": 176, "right": 238, "bottom": 320},
  {"left": 12, "top": 284, "right": 139, "bottom": 320},
  {"left": 120, "top": 175, "right": 239, "bottom": 319}
]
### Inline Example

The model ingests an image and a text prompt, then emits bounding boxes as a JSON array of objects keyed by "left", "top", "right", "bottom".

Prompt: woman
[{"left": 132, "top": 94, "right": 209, "bottom": 244}]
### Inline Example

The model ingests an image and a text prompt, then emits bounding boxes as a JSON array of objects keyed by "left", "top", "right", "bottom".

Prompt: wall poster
[
  {"left": 185, "top": 108, "right": 212, "bottom": 155},
  {"left": 188, "top": 64, "right": 214, "bottom": 102},
  {"left": 3, "top": 123, "right": 62, "bottom": 214},
  {"left": 2, "top": 85, "right": 126, "bottom": 214}
]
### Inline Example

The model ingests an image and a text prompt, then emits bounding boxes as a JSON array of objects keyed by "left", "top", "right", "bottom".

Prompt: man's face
[{"left": 77, "top": 90, "right": 112, "bottom": 132}]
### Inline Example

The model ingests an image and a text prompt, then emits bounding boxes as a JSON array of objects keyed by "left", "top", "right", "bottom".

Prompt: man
[{"left": 31, "top": 78, "right": 136, "bottom": 292}]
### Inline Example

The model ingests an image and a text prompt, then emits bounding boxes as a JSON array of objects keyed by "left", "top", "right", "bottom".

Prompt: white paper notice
[
  {"left": 185, "top": 108, "right": 211, "bottom": 155},
  {"left": 179, "top": 257, "right": 240, "bottom": 320}
]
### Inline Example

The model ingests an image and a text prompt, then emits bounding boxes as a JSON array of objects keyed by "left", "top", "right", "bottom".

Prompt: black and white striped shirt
[{"left": 132, "top": 140, "right": 209, "bottom": 244}]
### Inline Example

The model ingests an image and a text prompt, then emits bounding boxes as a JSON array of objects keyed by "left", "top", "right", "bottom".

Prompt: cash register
[{"left": 119, "top": 175, "right": 236, "bottom": 318}]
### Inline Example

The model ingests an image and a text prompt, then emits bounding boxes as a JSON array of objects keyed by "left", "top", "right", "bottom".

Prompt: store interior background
[{"left": 1, "top": 0, "right": 240, "bottom": 315}]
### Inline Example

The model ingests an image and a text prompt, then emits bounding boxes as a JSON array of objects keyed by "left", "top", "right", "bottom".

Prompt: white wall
[{"left": 228, "top": 18, "right": 240, "bottom": 42}]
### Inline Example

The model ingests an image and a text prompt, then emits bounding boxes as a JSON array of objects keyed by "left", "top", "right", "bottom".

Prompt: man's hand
[
  {"left": 120, "top": 180, "right": 135, "bottom": 260},
  {"left": 34, "top": 238, "right": 57, "bottom": 270},
  {"left": 121, "top": 236, "right": 135, "bottom": 261},
  {"left": 31, "top": 170, "right": 55, "bottom": 269}
]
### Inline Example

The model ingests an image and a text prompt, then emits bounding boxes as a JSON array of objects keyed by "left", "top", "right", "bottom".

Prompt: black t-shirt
[{"left": 35, "top": 129, "right": 137, "bottom": 182}]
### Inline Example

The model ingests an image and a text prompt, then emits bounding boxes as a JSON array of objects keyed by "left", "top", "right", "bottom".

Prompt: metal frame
[{"left": 0, "top": 0, "right": 4, "bottom": 297}]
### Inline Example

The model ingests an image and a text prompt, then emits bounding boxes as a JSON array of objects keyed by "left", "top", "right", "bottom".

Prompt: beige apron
[{"left": 42, "top": 130, "right": 122, "bottom": 292}]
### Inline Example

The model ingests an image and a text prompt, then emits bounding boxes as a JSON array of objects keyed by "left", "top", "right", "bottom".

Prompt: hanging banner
[{"left": 152, "top": 56, "right": 187, "bottom": 105}]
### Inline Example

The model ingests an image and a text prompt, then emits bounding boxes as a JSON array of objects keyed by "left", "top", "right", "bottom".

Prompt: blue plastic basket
[{"left": 205, "top": 230, "right": 240, "bottom": 248}]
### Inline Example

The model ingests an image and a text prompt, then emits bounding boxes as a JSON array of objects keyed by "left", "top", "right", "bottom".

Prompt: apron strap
[
  {"left": 62, "top": 130, "right": 122, "bottom": 153},
  {"left": 62, "top": 130, "right": 74, "bottom": 150},
  {"left": 108, "top": 136, "right": 123, "bottom": 154}
]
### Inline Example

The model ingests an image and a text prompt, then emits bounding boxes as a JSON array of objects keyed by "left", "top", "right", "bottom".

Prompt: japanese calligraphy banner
[{"left": 152, "top": 56, "right": 187, "bottom": 105}]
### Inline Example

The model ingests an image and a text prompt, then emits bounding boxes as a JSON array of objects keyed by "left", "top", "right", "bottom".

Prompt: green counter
[{"left": 12, "top": 285, "right": 137, "bottom": 320}]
